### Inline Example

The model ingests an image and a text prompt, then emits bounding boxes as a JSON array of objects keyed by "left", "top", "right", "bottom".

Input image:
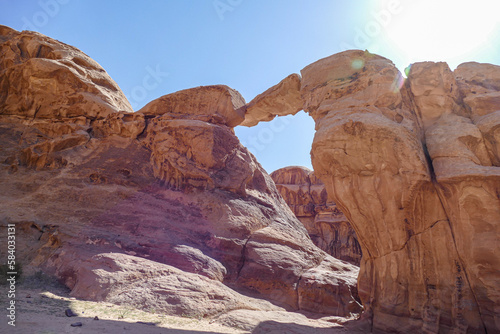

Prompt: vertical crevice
[
  {"left": 295, "top": 274, "right": 303, "bottom": 311},
  {"left": 32, "top": 104, "right": 41, "bottom": 120},
  {"left": 421, "top": 141, "right": 488, "bottom": 333},
  {"left": 135, "top": 116, "right": 150, "bottom": 142},
  {"left": 236, "top": 236, "right": 251, "bottom": 279}
]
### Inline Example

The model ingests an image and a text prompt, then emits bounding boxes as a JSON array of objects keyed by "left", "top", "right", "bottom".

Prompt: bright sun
[{"left": 374, "top": 0, "right": 500, "bottom": 70}]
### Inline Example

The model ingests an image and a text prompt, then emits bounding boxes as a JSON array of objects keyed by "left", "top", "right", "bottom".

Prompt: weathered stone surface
[
  {"left": 142, "top": 116, "right": 259, "bottom": 194},
  {"left": 0, "top": 119, "right": 359, "bottom": 319},
  {"left": 91, "top": 112, "right": 146, "bottom": 139},
  {"left": 455, "top": 62, "right": 500, "bottom": 166},
  {"left": 0, "top": 25, "right": 132, "bottom": 120},
  {"left": 409, "top": 62, "right": 500, "bottom": 333},
  {"left": 0, "top": 27, "right": 360, "bottom": 328},
  {"left": 271, "top": 166, "right": 362, "bottom": 265},
  {"left": 455, "top": 62, "right": 500, "bottom": 121},
  {"left": 297, "top": 256, "right": 362, "bottom": 316},
  {"left": 407, "top": 61, "right": 467, "bottom": 127},
  {"left": 138, "top": 85, "right": 246, "bottom": 127},
  {"left": 305, "top": 51, "right": 500, "bottom": 333},
  {"left": 240, "top": 74, "right": 303, "bottom": 127},
  {"left": 0, "top": 26, "right": 144, "bottom": 171},
  {"left": 57, "top": 252, "right": 281, "bottom": 317},
  {"left": 301, "top": 51, "right": 408, "bottom": 125}
]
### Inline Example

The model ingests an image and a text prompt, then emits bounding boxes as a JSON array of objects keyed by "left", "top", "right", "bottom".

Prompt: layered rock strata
[
  {"left": 271, "top": 166, "right": 362, "bottom": 265},
  {"left": 0, "top": 26, "right": 361, "bottom": 325}
]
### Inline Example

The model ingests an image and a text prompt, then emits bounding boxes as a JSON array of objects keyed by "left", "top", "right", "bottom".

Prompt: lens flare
[
  {"left": 351, "top": 59, "right": 365, "bottom": 70},
  {"left": 391, "top": 73, "right": 406, "bottom": 93},
  {"left": 404, "top": 65, "right": 412, "bottom": 78}
]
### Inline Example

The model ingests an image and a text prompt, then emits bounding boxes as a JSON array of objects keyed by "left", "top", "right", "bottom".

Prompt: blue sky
[{"left": 1, "top": 1, "right": 499, "bottom": 173}]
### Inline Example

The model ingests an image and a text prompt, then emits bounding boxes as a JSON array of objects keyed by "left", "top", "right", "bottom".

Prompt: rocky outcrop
[
  {"left": 454, "top": 62, "right": 500, "bottom": 166},
  {"left": 0, "top": 25, "right": 143, "bottom": 171},
  {"left": 243, "top": 50, "right": 500, "bottom": 333},
  {"left": 0, "top": 25, "right": 132, "bottom": 120},
  {"left": 305, "top": 52, "right": 499, "bottom": 333},
  {"left": 66, "top": 252, "right": 280, "bottom": 317},
  {"left": 271, "top": 166, "right": 362, "bottom": 265},
  {"left": 0, "top": 25, "right": 361, "bottom": 327},
  {"left": 139, "top": 85, "right": 246, "bottom": 127}
]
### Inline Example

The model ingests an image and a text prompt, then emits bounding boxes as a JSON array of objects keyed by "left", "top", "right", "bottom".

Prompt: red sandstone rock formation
[
  {"left": 271, "top": 166, "right": 362, "bottom": 265},
  {"left": 2, "top": 24, "right": 499, "bottom": 333},
  {"left": 242, "top": 50, "right": 500, "bottom": 333},
  {"left": 139, "top": 85, "right": 246, "bottom": 127},
  {"left": 0, "top": 26, "right": 361, "bottom": 327}
]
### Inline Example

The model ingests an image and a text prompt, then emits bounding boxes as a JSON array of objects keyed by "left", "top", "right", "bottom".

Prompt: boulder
[
  {"left": 301, "top": 50, "right": 407, "bottom": 124},
  {"left": 0, "top": 26, "right": 143, "bottom": 171},
  {"left": 59, "top": 252, "right": 281, "bottom": 317},
  {"left": 138, "top": 85, "right": 245, "bottom": 127},
  {"left": 0, "top": 25, "right": 132, "bottom": 120}
]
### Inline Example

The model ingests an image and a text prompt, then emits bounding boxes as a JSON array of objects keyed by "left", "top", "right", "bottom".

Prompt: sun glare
[{"left": 381, "top": 0, "right": 500, "bottom": 69}]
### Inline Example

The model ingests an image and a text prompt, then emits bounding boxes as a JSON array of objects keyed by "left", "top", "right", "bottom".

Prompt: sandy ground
[
  {"left": 0, "top": 287, "right": 244, "bottom": 333},
  {"left": 0, "top": 274, "right": 369, "bottom": 334}
]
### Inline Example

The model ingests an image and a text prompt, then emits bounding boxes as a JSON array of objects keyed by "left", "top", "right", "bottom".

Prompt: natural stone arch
[
  {"left": 0, "top": 26, "right": 363, "bottom": 323},
  {"left": 238, "top": 50, "right": 500, "bottom": 334}
]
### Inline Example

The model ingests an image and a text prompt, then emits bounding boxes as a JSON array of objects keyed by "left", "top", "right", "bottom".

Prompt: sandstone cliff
[
  {"left": 242, "top": 50, "right": 500, "bottom": 333},
  {"left": 0, "top": 25, "right": 361, "bottom": 330},
  {"left": 271, "top": 166, "right": 362, "bottom": 265}
]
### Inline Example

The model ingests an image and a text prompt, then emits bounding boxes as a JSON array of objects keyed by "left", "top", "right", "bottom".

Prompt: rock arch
[{"left": 239, "top": 50, "right": 500, "bottom": 333}]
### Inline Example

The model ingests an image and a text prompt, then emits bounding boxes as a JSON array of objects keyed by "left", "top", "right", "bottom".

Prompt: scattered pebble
[
  {"left": 65, "top": 308, "right": 78, "bottom": 317},
  {"left": 94, "top": 316, "right": 99, "bottom": 320},
  {"left": 26, "top": 294, "right": 31, "bottom": 298},
  {"left": 70, "top": 322, "right": 83, "bottom": 327}
]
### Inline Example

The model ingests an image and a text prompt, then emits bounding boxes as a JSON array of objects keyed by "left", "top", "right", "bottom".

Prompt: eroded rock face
[
  {"left": 306, "top": 51, "right": 500, "bottom": 333},
  {"left": 138, "top": 85, "right": 246, "bottom": 127},
  {"left": 0, "top": 25, "right": 143, "bottom": 171},
  {"left": 242, "top": 49, "right": 499, "bottom": 333},
  {"left": 58, "top": 252, "right": 282, "bottom": 317},
  {"left": 454, "top": 62, "right": 500, "bottom": 166},
  {"left": 0, "top": 26, "right": 361, "bottom": 324},
  {"left": 271, "top": 166, "right": 362, "bottom": 265},
  {"left": 0, "top": 25, "right": 132, "bottom": 120}
]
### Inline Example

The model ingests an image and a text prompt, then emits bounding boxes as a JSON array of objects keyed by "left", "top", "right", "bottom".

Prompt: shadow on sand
[{"left": 0, "top": 273, "right": 238, "bottom": 334}]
